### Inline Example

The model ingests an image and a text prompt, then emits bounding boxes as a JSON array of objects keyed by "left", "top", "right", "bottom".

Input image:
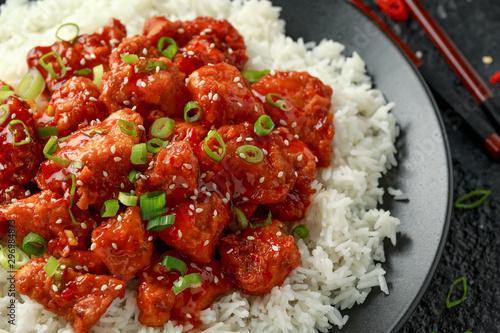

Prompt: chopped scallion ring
[
  {"left": 22, "top": 233, "right": 48, "bottom": 256},
  {"left": 162, "top": 255, "right": 186, "bottom": 275},
  {"left": 120, "top": 54, "right": 140, "bottom": 64},
  {"left": 146, "top": 138, "right": 167, "bottom": 154},
  {"left": 140, "top": 191, "right": 167, "bottom": 220},
  {"left": 17, "top": 69, "right": 46, "bottom": 101},
  {"left": 232, "top": 207, "right": 248, "bottom": 229},
  {"left": 43, "top": 137, "right": 84, "bottom": 168},
  {"left": 242, "top": 69, "right": 270, "bottom": 84},
  {"left": 39, "top": 51, "right": 67, "bottom": 79},
  {"left": 254, "top": 115, "right": 275, "bottom": 136},
  {"left": 55, "top": 23, "right": 80, "bottom": 43},
  {"left": 151, "top": 117, "right": 175, "bottom": 139},
  {"left": 158, "top": 37, "right": 178, "bottom": 59},
  {"left": 118, "top": 192, "right": 138, "bottom": 206},
  {"left": 184, "top": 101, "right": 202, "bottom": 123},
  {"left": 37, "top": 126, "right": 59, "bottom": 139},
  {"left": 250, "top": 211, "right": 273, "bottom": 229},
  {"left": 93, "top": 64, "right": 104, "bottom": 88},
  {"left": 101, "top": 199, "right": 119, "bottom": 218},
  {"left": 0, "top": 90, "right": 14, "bottom": 103},
  {"left": 446, "top": 277, "right": 467, "bottom": 308},
  {"left": 119, "top": 119, "right": 138, "bottom": 136},
  {"left": 1, "top": 85, "right": 10, "bottom": 91},
  {"left": 65, "top": 174, "right": 79, "bottom": 224},
  {"left": 455, "top": 190, "right": 491, "bottom": 209},
  {"left": 172, "top": 273, "right": 203, "bottom": 295},
  {"left": 43, "top": 256, "right": 60, "bottom": 277},
  {"left": 128, "top": 169, "right": 138, "bottom": 183},
  {"left": 236, "top": 145, "right": 263, "bottom": 164},
  {"left": 75, "top": 68, "right": 92, "bottom": 76},
  {"left": 138, "top": 60, "right": 167, "bottom": 73},
  {"left": 0, "top": 245, "right": 30, "bottom": 270},
  {"left": 0, "top": 104, "right": 10, "bottom": 126},
  {"left": 292, "top": 224, "right": 309, "bottom": 238},
  {"left": 147, "top": 214, "right": 175, "bottom": 232},
  {"left": 131, "top": 143, "right": 148, "bottom": 165},
  {"left": 8, "top": 120, "right": 32, "bottom": 146},
  {"left": 265, "top": 93, "right": 291, "bottom": 111},
  {"left": 203, "top": 130, "right": 226, "bottom": 162}
]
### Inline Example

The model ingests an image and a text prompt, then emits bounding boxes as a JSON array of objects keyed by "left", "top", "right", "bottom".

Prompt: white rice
[{"left": 0, "top": 0, "right": 400, "bottom": 332}]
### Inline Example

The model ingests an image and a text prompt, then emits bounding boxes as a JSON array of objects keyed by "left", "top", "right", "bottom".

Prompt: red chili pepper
[
  {"left": 489, "top": 71, "right": 500, "bottom": 85},
  {"left": 377, "top": 0, "right": 410, "bottom": 22}
]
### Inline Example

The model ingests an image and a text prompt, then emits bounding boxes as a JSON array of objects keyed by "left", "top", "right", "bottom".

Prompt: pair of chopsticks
[{"left": 348, "top": 0, "right": 500, "bottom": 160}]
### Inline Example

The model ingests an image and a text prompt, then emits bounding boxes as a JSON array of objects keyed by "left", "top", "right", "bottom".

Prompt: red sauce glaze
[{"left": 137, "top": 250, "right": 232, "bottom": 327}]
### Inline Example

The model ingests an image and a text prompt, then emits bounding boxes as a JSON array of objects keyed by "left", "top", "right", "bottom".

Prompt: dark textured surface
[{"left": 363, "top": 0, "right": 500, "bottom": 332}]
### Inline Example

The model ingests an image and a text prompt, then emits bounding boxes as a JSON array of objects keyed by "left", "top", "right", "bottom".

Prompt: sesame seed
[
  {"left": 157, "top": 276, "right": 164, "bottom": 281},
  {"left": 297, "top": 154, "right": 303, "bottom": 161},
  {"left": 222, "top": 198, "right": 229, "bottom": 204},
  {"left": 208, "top": 92, "right": 213, "bottom": 100},
  {"left": 148, "top": 236, "right": 153, "bottom": 241},
  {"left": 138, "top": 125, "right": 145, "bottom": 131},
  {"left": 115, "top": 285, "right": 123, "bottom": 290},
  {"left": 210, "top": 43, "right": 215, "bottom": 48},
  {"left": 272, "top": 245, "right": 279, "bottom": 251},
  {"left": 156, "top": 66, "right": 160, "bottom": 73},
  {"left": 242, "top": 197, "right": 248, "bottom": 202},
  {"left": 226, "top": 249, "right": 234, "bottom": 254},
  {"left": 188, "top": 211, "right": 193, "bottom": 216},
  {"left": 259, "top": 177, "right": 265, "bottom": 183},
  {"left": 190, "top": 196, "right": 197, "bottom": 200},
  {"left": 11, "top": 198, "right": 17, "bottom": 203},
  {"left": 75, "top": 265, "right": 83, "bottom": 270},
  {"left": 194, "top": 189, "right": 199, "bottom": 195},
  {"left": 295, "top": 171, "right": 298, "bottom": 177},
  {"left": 254, "top": 105, "right": 259, "bottom": 112},
  {"left": 278, "top": 172, "right": 284, "bottom": 178},
  {"left": 284, "top": 140, "right": 289, "bottom": 146},
  {"left": 81, "top": 223, "right": 87, "bottom": 229},
  {"left": 83, "top": 266, "right": 89, "bottom": 272},
  {"left": 123, "top": 77, "right": 129, "bottom": 85},
  {"left": 214, "top": 276, "right": 219, "bottom": 283},
  {"left": 187, "top": 51, "right": 195, "bottom": 56},
  {"left": 103, "top": 171, "right": 108, "bottom": 177},
  {"left": 239, "top": 153, "right": 246, "bottom": 159},
  {"left": 56, "top": 219, "right": 63, "bottom": 224},
  {"left": 186, "top": 313, "right": 192, "bottom": 319},
  {"left": 101, "top": 285, "right": 108, "bottom": 291},
  {"left": 203, "top": 240, "right": 210, "bottom": 246},
  {"left": 141, "top": 81, "right": 146, "bottom": 87},
  {"left": 123, "top": 100, "right": 130, "bottom": 105},
  {"left": 178, "top": 28, "right": 185, "bottom": 33},
  {"left": 76, "top": 180, "right": 83, "bottom": 186},
  {"left": 270, "top": 69, "right": 276, "bottom": 75},
  {"left": 212, "top": 183, "right": 217, "bottom": 190},
  {"left": 168, "top": 184, "right": 175, "bottom": 190},
  {"left": 206, "top": 191, "right": 212, "bottom": 197},
  {"left": 178, "top": 230, "right": 182, "bottom": 238},
  {"left": 280, "top": 119, "right": 287, "bottom": 126},
  {"left": 226, "top": 193, "right": 231, "bottom": 200},
  {"left": 196, "top": 208, "right": 203, "bottom": 213},
  {"left": 143, "top": 272, "right": 148, "bottom": 278},
  {"left": 52, "top": 285, "right": 58, "bottom": 292},
  {"left": 183, "top": 163, "right": 192, "bottom": 169},
  {"left": 236, "top": 137, "right": 243, "bottom": 142},
  {"left": 89, "top": 97, "right": 97, "bottom": 102},
  {"left": 90, "top": 243, "right": 97, "bottom": 251},
  {"left": 120, "top": 183, "right": 125, "bottom": 189},
  {"left": 213, "top": 93, "right": 219, "bottom": 101},
  {"left": 247, "top": 236, "right": 255, "bottom": 241},
  {"left": 185, "top": 78, "right": 189, "bottom": 84},
  {"left": 213, "top": 210, "right": 218, "bottom": 217},
  {"left": 291, "top": 122, "right": 297, "bottom": 128},
  {"left": 117, "top": 215, "right": 123, "bottom": 222},
  {"left": 80, "top": 58, "right": 86, "bottom": 65},
  {"left": 172, "top": 176, "right": 177, "bottom": 181},
  {"left": 228, "top": 48, "right": 233, "bottom": 54},
  {"left": 26, "top": 203, "right": 34, "bottom": 208},
  {"left": 182, "top": 183, "right": 188, "bottom": 188},
  {"left": 233, "top": 77, "right": 240, "bottom": 82},
  {"left": 237, "top": 102, "right": 243, "bottom": 107},
  {"left": 245, "top": 137, "right": 253, "bottom": 142},
  {"left": 132, "top": 106, "right": 137, "bottom": 111},
  {"left": 143, "top": 48, "right": 148, "bottom": 55},
  {"left": 237, "top": 83, "right": 243, "bottom": 88},
  {"left": 114, "top": 157, "right": 122, "bottom": 162},
  {"left": 262, "top": 149, "right": 268, "bottom": 155},
  {"left": 189, "top": 204, "right": 195, "bottom": 210}
]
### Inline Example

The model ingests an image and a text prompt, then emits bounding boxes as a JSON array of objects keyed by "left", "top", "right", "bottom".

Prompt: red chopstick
[{"left": 403, "top": 0, "right": 500, "bottom": 132}]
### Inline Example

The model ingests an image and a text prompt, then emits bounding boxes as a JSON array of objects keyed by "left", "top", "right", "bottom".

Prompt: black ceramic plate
[{"left": 272, "top": 0, "right": 453, "bottom": 332}]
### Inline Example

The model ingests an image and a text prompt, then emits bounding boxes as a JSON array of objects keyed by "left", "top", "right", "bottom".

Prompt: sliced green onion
[
  {"left": 151, "top": 117, "right": 175, "bottom": 139},
  {"left": 58, "top": 135, "right": 71, "bottom": 143},
  {"left": 265, "top": 93, "right": 291, "bottom": 111},
  {"left": 119, "top": 119, "right": 138, "bottom": 136},
  {"left": 158, "top": 37, "right": 178, "bottom": 59},
  {"left": 55, "top": 23, "right": 79, "bottom": 43},
  {"left": 147, "top": 215, "right": 175, "bottom": 232},
  {"left": 250, "top": 211, "right": 272, "bottom": 229},
  {"left": 128, "top": 169, "right": 138, "bottom": 183},
  {"left": 22, "top": 233, "right": 47, "bottom": 256},
  {"left": 137, "top": 60, "right": 167, "bottom": 73},
  {"left": 17, "top": 69, "right": 46, "bottom": 100},
  {"left": 131, "top": 143, "right": 148, "bottom": 165},
  {"left": 172, "top": 273, "right": 203, "bottom": 295},
  {"left": 0, "top": 90, "right": 14, "bottom": 103},
  {"left": 292, "top": 224, "right": 309, "bottom": 238},
  {"left": 455, "top": 190, "right": 491, "bottom": 209},
  {"left": 118, "top": 192, "right": 138, "bottom": 206},
  {"left": 254, "top": 115, "right": 275, "bottom": 136},
  {"left": 1, "top": 85, "right": 10, "bottom": 91},
  {"left": 236, "top": 145, "right": 263, "bottom": 164},
  {"left": 43, "top": 256, "right": 60, "bottom": 277},
  {"left": 146, "top": 138, "right": 167, "bottom": 154},
  {"left": 0, "top": 104, "right": 10, "bottom": 126},
  {"left": 120, "top": 54, "right": 140, "bottom": 64},
  {"left": 0, "top": 245, "right": 30, "bottom": 270},
  {"left": 39, "top": 51, "right": 67, "bottom": 79},
  {"left": 101, "top": 199, "right": 119, "bottom": 218},
  {"left": 232, "top": 207, "right": 248, "bottom": 229},
  {"left": 446, "top": 277, "right": 467, "bottom": 309},
  {"left": 162, "top": 255, "right": 186, "bottom": 275},
  {"left": 75, "top": 68, "right": 92, "bottom": 76},
  {"left": 204, "top": 130, "right": 226, "bottom": 162},
  {"left": 93, "top": 64, "right": 104, "bottom": 88},
  {"left": 37, "top": 126, "right": 59, "bottom": 139},
  {"left": 43, "top": 137, "right": 84, "bottom": 168},
  {"left": 140, "top": 191, "right": 167, "bottom": 220},
  {"left": 65, "top": 174, "right": 78, "bottom": 224},
  {"left": 8, "top": 120, "right": 31, "bottom": 146},
  {"left": 184, "top": 101, "right": 202, "bottom": 123},
  {"left": 242, "top": 70, "right": 270, "bottom": 84}
]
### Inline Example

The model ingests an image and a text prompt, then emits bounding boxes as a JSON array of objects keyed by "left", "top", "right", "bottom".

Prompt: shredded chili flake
[
  {"left": 377, "top": 0, "right": 410, "bottom": 22},
  {"left": 489, "top": 71, "right": 500, "bottom": 85}
]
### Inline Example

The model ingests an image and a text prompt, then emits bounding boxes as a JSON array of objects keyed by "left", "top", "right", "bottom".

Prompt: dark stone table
[{"left": 362, "top": 0, "right": 500, "bottom": 332}]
